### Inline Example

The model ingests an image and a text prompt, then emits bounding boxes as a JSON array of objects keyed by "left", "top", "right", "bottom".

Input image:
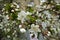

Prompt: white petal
[
  {"left": 19, "top": 25, "right": 22, "bottom": 28},
  {"left": 20, "top": 28, "right": 26, "bottom": 33}
]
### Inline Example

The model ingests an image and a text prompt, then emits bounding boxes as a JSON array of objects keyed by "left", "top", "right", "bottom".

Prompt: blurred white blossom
[
  {"left": 47, "top": 31, "right": 51, "bottom": 36},
  {"left": 19, "top": 25, "right": 22, "bottom": 28},
  {"left": 7, "top": 28, "right": 10, "bottom": 32},
  {"left": 40, "top": 0, "right": 47, "bottom": 2},
  {"left": 11, "top": 4, "right": 14, "bottom": 7},
  {"left": 17, "top": 11, "right": 31, "bottom": 23},
  {"left": 15, "top": 8, "right": 19, "bottom": 11},
  {"left": 7, "top": 35, "right": 10, "bottom": 38},
  {"left": 11, "top": 10, "right": 14, "bottom": 12},
  {"left": 6, "top": 15, "right": 9, "bottom": 19},
  {"left": 20, "top": 28, "right": 26, "bottom": 33},
  {"left": 30, "top": 24, "right": 41, "bottom": 32},
  {"left": 17, "top": 5, "right": 20, "bottom": 8}
]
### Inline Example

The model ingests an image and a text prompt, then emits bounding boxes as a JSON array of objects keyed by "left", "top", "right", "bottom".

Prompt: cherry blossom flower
[{"left": 20, "top": 28, "right": 26, "bottom": 33}]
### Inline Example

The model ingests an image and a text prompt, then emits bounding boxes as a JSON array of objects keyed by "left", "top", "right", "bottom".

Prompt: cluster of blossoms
[
  {"left": 2, "top": 2, "right": 20, "bottom": 20},
  {"left": 28, "top": 1, "right": 60, "bottom": 40},
  {"left": 0, "top": 0, "right": 60, "bottom": 40},
  {"left": 0, "top": 2, "right": 26, "bottom": 40},
  {"left": 2, "top": 3, "right": 20, "bottom": 13}
]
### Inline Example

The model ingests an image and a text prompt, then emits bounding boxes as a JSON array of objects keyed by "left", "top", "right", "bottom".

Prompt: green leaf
[
  {"left": 55, "top": 5, "right": 60, "bottom": 10},
  {"left": 27, "top": 15, "right": 37, "bottom": 22},
  {"left": 11, "top": 13, "right": 18, "bottom": 20},
  {"left": 27, "top": 7, "right": 34, "bottom": 13},
  {"left": 5, "top": 3, "right": 11, "bottom": 11}
]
